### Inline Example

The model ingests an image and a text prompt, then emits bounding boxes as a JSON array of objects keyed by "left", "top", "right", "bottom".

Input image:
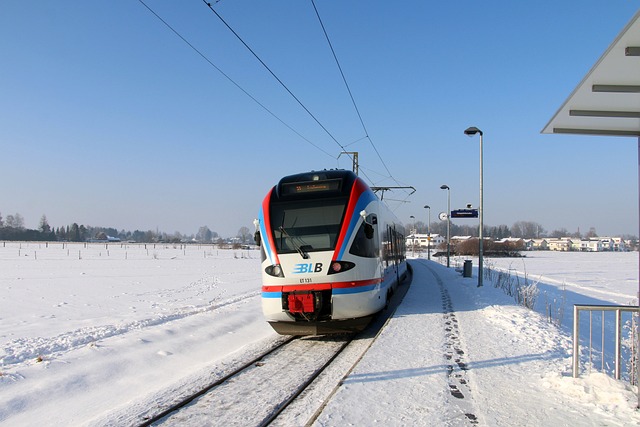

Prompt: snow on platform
[{"left": 313, "top": 258, "right": 640, "bottom": 426}]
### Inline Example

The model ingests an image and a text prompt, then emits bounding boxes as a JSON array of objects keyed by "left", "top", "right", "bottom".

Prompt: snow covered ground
[{"left": 0, "top": 242, "right": 639, "bottom": 425}]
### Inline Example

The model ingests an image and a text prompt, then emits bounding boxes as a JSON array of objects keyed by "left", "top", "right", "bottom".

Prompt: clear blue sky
[{"left": 1, "top": 1, "right": 638, "bottom": 238}]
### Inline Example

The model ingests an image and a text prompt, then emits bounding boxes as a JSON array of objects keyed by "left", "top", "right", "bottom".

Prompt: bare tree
[
  {"left": 585, "top": 227, "right": 598, "bottom": 238},
  {"left": 196, "top": 226, "right": 214, "bottom": 243},
  {"left": 511, "top": 221, "right": 544, "bottom": 238},
  {"left": 237, "top": 226, "right": 251, "bottom": 244},
  {"left": 5, "top": 213, "right": 24, "bottom": 229},
  {"left": 550, "top": 228, "right": 569, "bottom": 238}
]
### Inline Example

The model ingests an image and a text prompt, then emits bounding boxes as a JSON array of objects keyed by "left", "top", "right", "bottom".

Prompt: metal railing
[{"left": 572, "top": 304, "right": 639, "bottom": 383}]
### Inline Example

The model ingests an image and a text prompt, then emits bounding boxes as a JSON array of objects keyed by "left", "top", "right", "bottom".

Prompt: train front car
[{"left": 256, "top": 170, "right": 406, "bottom": 335}]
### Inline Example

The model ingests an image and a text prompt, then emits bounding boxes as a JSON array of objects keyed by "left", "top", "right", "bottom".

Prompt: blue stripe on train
[
  {"left": 262, "top": 291, "right": 282, "bottom": 298},
  {"left": 332, "top": 284, "right": 378, "bottom": 294},
  {"left": 262, "top": 285, "right": 379, "bottom": 299}
]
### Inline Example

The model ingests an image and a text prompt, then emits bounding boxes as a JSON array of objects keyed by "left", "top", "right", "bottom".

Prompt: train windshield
[{"left": 270, "top": 198, "right": 347, "bottom": 254}]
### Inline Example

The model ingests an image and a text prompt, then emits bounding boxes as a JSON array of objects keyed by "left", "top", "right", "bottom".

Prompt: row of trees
[
  {"left": 2, "top": 210, "right": 635, "bottom": 244},
  {"left": 0, "top": 212, "right": 253, "bottom": 244},
  {"left": 447, "top": 238, "right": 525, "bottom": 257}
]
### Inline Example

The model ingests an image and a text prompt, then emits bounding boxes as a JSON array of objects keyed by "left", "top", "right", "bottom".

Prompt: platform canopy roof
[{"left": 542, "top": 10, "right": 640, "bottom": 137}]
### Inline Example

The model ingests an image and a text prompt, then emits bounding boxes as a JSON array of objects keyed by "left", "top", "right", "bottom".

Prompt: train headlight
[
  {"left": 265, "top": 264, "right": 284, "bottom": 277},
  {"left": 328, "top": 261, "right": 355, "bottom": 275}
]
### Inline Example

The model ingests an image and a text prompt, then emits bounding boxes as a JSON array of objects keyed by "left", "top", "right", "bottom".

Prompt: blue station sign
[{"left": 451, "top": 209, "right": 479, "bottom": 218}]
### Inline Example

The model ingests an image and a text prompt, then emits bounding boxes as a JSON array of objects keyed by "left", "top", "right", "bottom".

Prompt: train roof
[
  {"left": 274, "top": 170, "right": 364, "bottom": 199},
  {"left": 278, "top": 169, "right": 356, "bottom": 184}
]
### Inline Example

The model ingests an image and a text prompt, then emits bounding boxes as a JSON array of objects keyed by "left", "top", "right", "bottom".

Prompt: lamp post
[
  {"left": 424, "top": 205, "right": 431, "bottom": 260},
  {"left": 440, "top": 185, "right": 450, "bottom": 268},
  {"left": 410, "top": 215, "right": 415, "bottom": 257},
  {"left": 465, "top": 126, "right": 483, "bottom": 287}
]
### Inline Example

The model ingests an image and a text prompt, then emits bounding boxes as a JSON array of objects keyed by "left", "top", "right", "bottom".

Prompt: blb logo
[{"left": 293, "top": 263, "right": 323, "bottom": 274}]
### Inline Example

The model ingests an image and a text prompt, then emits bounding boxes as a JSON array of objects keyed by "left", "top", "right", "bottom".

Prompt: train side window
[
  {"left": 381, "top": 226, "right": 389, "bottom": 267},
  {"left": 260, "top": 244, "right": 267, "bottom": 262},
  {"left": 349, "top": 214, "right": 379, "bottom": 258}
]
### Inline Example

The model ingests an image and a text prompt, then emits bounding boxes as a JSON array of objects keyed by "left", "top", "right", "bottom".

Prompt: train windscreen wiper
[{"left": 278, "top": 226, "right": 310, "bottom": 259}]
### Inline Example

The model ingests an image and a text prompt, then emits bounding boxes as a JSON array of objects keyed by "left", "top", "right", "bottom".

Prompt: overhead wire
[
  {"left": 197, "top": 1, "right": 381, "bottom": 186},
  {"left": 199, "top": 1, "right": 380, "bottom": 184},
  {"left": 137, "top": 0, "right": 336, "bottom": 159},
  {"left": 141, "top": 0, "right": 409, "bottom": 198},
  {"left": 200, "top": 0, "right": 350, "bottom": 156},
  {"left": 365, "top": 164, "right": 414, "bottom": 201},
  {"left": 343, "top": 135, "right": 369, "bottom": 148},
  {"left": 309, "top": 0, "right": 368, "bottom": 137},
  {"left": 310, "top": 0, "right": 408, "bottom": 191}
]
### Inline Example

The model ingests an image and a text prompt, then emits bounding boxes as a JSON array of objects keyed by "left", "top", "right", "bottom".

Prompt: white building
[
  {"left": 601, "top": 237, "right": 627, "bottom": 251},
  {"left": 524, "top": 238, "right": 548, "bottom": 250},
  {"left": 570, "top": 239, "right": 604, "bottom": 252},
  {"left": 406, "top": 233, "right": 445, "bottom": 249},
  {"left": 612, "top": 237, "right": 627, "bottom": 251},
  {"left": 548, "top": 239, "right": 572, "bottom": 251}
]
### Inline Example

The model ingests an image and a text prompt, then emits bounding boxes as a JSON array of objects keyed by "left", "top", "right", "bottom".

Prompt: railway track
[
  {"left": 137, "top": 272, "right": 411, "bottom": 427},
  {"left": 137, "top": 335, "right": 352, "bottom": 426}
]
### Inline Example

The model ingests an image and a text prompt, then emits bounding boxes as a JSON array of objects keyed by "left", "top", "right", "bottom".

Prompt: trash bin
[{"left": 463, "top": 260, "right": 472, "bottom": 278}]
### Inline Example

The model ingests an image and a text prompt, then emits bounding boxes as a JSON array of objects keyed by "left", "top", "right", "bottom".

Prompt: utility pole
[{"left": 339, "top": 151, "right": 359, "bottom": 175}]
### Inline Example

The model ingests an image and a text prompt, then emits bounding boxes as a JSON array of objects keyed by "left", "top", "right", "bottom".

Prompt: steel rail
[
  {"left": 137, "top": 336, "right": 297, "bottom": 427},
  {"left": 257, "top": 335, "right": 354, "bottom": 427}
]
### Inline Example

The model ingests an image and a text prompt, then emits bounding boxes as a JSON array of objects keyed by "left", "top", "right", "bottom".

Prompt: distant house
[
  {"left": 576, "top": 239, "right": 604, "bottom": 252},
  {"left": 599, "top": 238, "right": 613, "bottom": 251},
  {"left": 570, "top": 239, "right": 586, "bottom": 251},
  {"left": 494, "top": 238, "right": 526, "bottom": 253},
  {"left": 496, "top": 237, "right": 524, "bottom": 245},
  {"left": 543, "top": 237, "right": 630, "bottom": 252},
  {"left": 573, "top": 238, "right": 628, "bottom": 252},
  {"left": 612, "top": 237, "right": 627, "bottom": 251},
  {"left": 406, "top": 233, "right": 445, "bottom": 249},
  {"left": 524, "top": 238, "right": 548, "bottom": 251},
  {"left": 548, "top": 238, "right": 572, "bottom": 251},
  {"left": 426, "top": 234, "right": 445, "bottom": 247},
  {"left": 451, "top": 236, "right": 472, "bottom": 242},
  {"left": 600, "top": 237, "right": 627, "bottom": 251},
  {"left": 404, "top": 234, "right": 630, "bottom": 252}
]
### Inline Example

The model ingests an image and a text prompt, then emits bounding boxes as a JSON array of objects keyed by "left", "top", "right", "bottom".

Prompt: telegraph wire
[
  {"left": 359, "top": 164, "right": 416, "bottom": 210},
  {"left": 175, "top": 2, "right": 416, "bottom": 226},
  {"left": 310, "top": 0, "right": 368, "bottom": 138},
  {"left": 343, "top": 135, "right": 369, "bottom": 148},
  {"left": 137, "top": 0, "right": 336, "bottom": 159},
  {"left": 201, "top": 1, "right": 382, "bottom": 185},
  {"left": 142, "top": 0, "right": 396, "bottom": 189},
  {"left": 310, "top": 0, "right": 403, "bottom": 188},
  {"left": 200, "top": 0, "right": 349, "bottom": 155},
  {"left": 198, "top": 2, "right": 379, "bottom": 186}
]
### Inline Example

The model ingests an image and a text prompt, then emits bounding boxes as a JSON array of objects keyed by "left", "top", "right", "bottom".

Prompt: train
[{"left": 254, "top": 169, "right": 407, "bottom": 335}]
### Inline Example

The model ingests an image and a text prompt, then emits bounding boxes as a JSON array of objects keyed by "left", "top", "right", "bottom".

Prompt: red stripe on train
[{"left": 262, "top": 278, "right": 382, "bottom": 293}]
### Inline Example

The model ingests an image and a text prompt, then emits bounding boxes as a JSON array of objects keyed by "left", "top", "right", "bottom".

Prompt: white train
[{"left": 255, "top": 170, "right": 407, "bottom": 335}]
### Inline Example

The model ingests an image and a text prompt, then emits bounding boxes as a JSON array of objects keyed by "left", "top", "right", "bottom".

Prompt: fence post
[
  {"left": 573, "top": 305, "right": 580, "bottom": 378},
  {"left": 615, "top": 309, "right": 622, "bottom": 380}
]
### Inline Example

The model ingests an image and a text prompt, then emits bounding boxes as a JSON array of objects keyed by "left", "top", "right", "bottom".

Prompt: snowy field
[
  {"left": 472, "top": 251, "right": 639, "bottom": 307},
  {"left": 0, "top": 242, "right": 639, "bottom": 425}
]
